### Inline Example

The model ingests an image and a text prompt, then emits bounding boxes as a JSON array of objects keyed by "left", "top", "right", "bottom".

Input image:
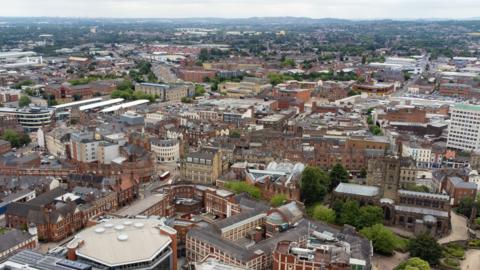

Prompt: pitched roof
[
  {"left": 334, "top": 183, "right": 379, "bottom": 197},
  {"left": 0, "top": 229, "right": 34, "bottom": 254}
]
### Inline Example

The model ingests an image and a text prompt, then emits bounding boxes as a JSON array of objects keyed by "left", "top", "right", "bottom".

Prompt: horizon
[{"left": 1, "top": 0, "right": 480, "bottom": 20}]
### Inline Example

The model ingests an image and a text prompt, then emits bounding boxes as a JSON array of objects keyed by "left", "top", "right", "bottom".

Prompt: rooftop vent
[
  {"left": 134, "top": 222, "right": 144, "bottom": 228},
  {"left": 94, "top": 227, "right": 105, "bottom": 234},
  {"left": 103, "top": 223, "right": 113, "bottom": 229},
  {"left": 117, "top": 234, "right": 128, "bottom": 241},
  {"left": 114, "top": 225, "right": 125, "bottom": 231}
]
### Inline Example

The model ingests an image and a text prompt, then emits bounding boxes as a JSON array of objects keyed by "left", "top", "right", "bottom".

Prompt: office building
[{"left": 447, "top": 104, "right": 480, "bottom": 151}]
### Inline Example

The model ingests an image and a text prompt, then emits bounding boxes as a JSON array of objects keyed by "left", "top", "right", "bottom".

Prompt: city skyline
[{"left": 1, "top": 0, "right": 480, "bottom": 20}]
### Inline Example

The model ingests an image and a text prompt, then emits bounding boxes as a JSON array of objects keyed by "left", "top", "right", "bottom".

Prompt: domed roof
[{"left": 266, "top": 212, "right": 285, "bottom": 225}]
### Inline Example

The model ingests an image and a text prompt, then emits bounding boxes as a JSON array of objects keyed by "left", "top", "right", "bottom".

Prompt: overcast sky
[{"left": 1, "top": 0, "right": 479, "bottom": 19}]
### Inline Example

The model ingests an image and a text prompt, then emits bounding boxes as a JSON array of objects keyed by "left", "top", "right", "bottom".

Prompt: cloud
[{"left": 0, "top": 0, "right": 479, "bottom": 19}]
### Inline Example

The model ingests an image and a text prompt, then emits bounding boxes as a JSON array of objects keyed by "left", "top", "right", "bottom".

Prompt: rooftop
[
  {"left": 334, "top": 183, "right": 379, "bottom": 197},
  {"left": 72, "top": 218, "right": 172, "bottom": 267}
]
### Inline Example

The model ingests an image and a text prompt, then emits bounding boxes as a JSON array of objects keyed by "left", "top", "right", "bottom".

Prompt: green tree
[
  {"left": 18, "top": 96, "right": 31, "bottom": 107},
  {"left": 395, "top": 257, "right": 430, "bottom": 270},
  {"left": 2, "top": 129, "right": 30, "bottom": 148},
  {"left": 300, "top": 166, "right": 330, "bottom": 206},
  {"left": 360, "top": 168, "right": 368, "bottom": 178},
  {"left": 360, "top": 224, "right": 397, "bottom": 255},
  {"left": 329, "top": 163, "right": 349, "bottom": 191},
  {"left": 195, "top": 84, "right": 206, "bottom": 97},
  {"left": 270, "top": 194, "right": 288, "bottom": 207},
  {"left": 224, "top": 181, "right": 261, "bottom": 199},
  {"left": 338, "top": 200, "right": 360, "bottom": 226},
  {"left": 311, "top": 204, "right": 336, "bottom": 224},
  {"left": 457, "top": 197, "right": 474, "bottom": 217},
  {"left": 357, "top": 205, "right": 384, "bottom": 229},
  {"left": 408, "top": 232, "right": 442, "bottom": 266}
]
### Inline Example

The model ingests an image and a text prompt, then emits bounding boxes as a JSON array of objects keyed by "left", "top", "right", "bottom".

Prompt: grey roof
[
  {"left": 0, "top": 229, "right": 34, "bottom": 255},
  {"left": 334, "top": 183, "right": 379, "bottom": 197},
  {"left": 394, "top": 205, "right": 449, "bottom": 218},
  {"left": 5, "top": 249, "right": 91, "bottom": 270},
  {"left": 449, "top": 176, "right": 477, "bottom": 189},
  {"left": 398, "top": 190, "right": 449, "bottom": 201}
]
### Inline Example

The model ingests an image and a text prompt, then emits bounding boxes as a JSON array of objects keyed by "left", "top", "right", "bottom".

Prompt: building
[
  {"left": 135, "top": 82, "right": 194, "bottom": 102},
  {"left": 151, "top": 138, "right": 180, "bottom": 163},
  {"left": 177, "top": 69, "right": 216, "bottom": 83},
  {"left": 5, "top": 187, "right": 117, "bottom": 242},
  {"left": 67, "top": 218, "right": 177, "bottom": 270},
  {"left": 447, "top": 104, "right": 480, "bottom": 151},
  {"left": 0, "top": 106, "right": 53, "bottom": 132},
  {"left": 245, "top": 161, "right": 304, "bottom": 201},
  {"left": 186, "top": 201, "right": 372, "bottom": 270},
  {"left": 0, "top": 229, "right": 38, "bottom": 260},
  {"left": 181, "top": 147, "right": 225, "bottom": 184},
  {"left": 0, "top": 249, "right": 92, "bottom": 270},
  {"left": 0, "top": 139, "right": 11, "bottom": 154},
  {"left": 352, "top": 83, "right": 395, "bottom": 96},
  {"left": 443, "top": 176, "right": 477, "bottom": 206},
  {"left": 45, "top": 80, "right": 117, "bottom": 100}
]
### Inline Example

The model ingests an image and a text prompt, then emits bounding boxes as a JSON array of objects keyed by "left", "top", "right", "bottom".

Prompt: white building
[
  {"left": 401, "top": 141, "right": 432, "bottom": 168},
  {"left": 98, "top": 142, "right": 120, "bottom": 164},
  {"left": 67, "top": 219, "right": 177, "bottom": 270},
  {"left": 447, "top": 104, "right": 480, "bottom": 151},
  {"left": 151, "top": 139, "right": 180, "bottom": 163}
]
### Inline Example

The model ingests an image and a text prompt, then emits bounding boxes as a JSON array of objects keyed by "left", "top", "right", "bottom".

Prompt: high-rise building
[{"left": 447, "top": 104, "right": 480, "bottom": 151}]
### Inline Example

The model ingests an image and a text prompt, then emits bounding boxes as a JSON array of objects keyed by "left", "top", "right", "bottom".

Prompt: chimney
[{"left": 66, "top": 239, "right": 84, "bottom": 261}]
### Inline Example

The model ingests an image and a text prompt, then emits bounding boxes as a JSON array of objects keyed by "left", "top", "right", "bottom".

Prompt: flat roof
[
  {"left": 452, "top": 103, "right": 480, "bottom": 112},
  {"left": 116, "top": 194, "right": 168, "bottom": 216},
  {"left": 79, "top": 98, "right": 124, "bottom": 111},
  {"left": 101, "top": 99, "right": 149, "bottom": 113},
  {"left": 334, "top": 183, "right": 379, "bottom": 197},
  {"left": 73, "top": 218, "right": 172, "bottom": 267},
  {"left": 53, "top": 98, "right": 103, "bottom": 109}
]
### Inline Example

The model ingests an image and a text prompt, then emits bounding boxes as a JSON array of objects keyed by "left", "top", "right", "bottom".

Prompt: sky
[{"left": 0, "top": 0, "right": 479, "bottom": 20}]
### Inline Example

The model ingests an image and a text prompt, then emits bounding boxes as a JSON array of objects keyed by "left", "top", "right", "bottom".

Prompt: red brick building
[{"left": 177, "top": 69, "right": 216, "bottom": 83}]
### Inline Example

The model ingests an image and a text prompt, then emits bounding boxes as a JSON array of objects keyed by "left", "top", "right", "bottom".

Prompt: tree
[
  {"left": 360, "top": 224, "right": 397, "bottom": 255},
  {"left": 72, "top": 94, "right": 82, "bottom": 101},
  {"left": 300, "top": 166, "right": 330, "bottom": 206},
  {"left": 357, "top": 205, "right": 384, "bottom": 229},
  {"left": 224, "top": 181, "right": 261, "bottom": 199},
  {"left": 195, "top": 84, "right": 206, "bottom": 97},
  {"left": 395, "top": 257, "right": 430, "bottom": 270},
  {"left": 360, "top": 168, "right": 368, "bottom": 178},
  {"left": 338, "top": 200, "right": 360, "bottom": 226},
  {"left": 270, "top": 194, "right": 288, "bottom": 207},
  {"left": 408, "top": 233, "right": 442, "bottom": 266},
  {"left": 329, "top": 163, "right": 349, "bottom": 191},
  {"left": 311, "top": 204, "right": 336, "bottom": 224},
  {"left": 18, "top": 96, "right": 31, "bottom": 107},
  {"left": 2, "top": 129, "right": 30, "bottom": 148},
  {"left": 457, "top": 197, "right": 474, "bottom": 217}
]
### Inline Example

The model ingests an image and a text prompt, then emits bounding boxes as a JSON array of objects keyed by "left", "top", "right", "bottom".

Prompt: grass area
[
  {"left": 440, "top": 257, "right": 461, "bottom": 270},
  {"left": 393, "top": 235, "right": 410, "bottom": 252},
  {"left": 443, "top": 243, "right": 466, "bottom": 259},
  {"left": 0, "top": 227, "right": 7, "bottom": 235},
  {"left": 468, "top": 239, "right": 480, "bottom": 248}
]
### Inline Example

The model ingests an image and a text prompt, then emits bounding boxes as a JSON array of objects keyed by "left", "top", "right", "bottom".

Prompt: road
[
  {"left": 152, "top": 64, "right": 178, "bottom": 83},
  {"left": 439, "top": 212, "right": 469, "bottom": 244},
  {"left": 461, "top": 249, "right": 480, "bottom": 270},
  {"left": 372, "top": 252, "right": 409, "bottom": 270}
]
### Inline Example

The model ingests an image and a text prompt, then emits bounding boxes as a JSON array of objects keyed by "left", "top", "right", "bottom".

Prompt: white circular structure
[
  {"left": 95, "top": 228, "right": 106, "bottom": 234},
  {"left": 117, "top": 234, "right": 129, "bottom": 241}
]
